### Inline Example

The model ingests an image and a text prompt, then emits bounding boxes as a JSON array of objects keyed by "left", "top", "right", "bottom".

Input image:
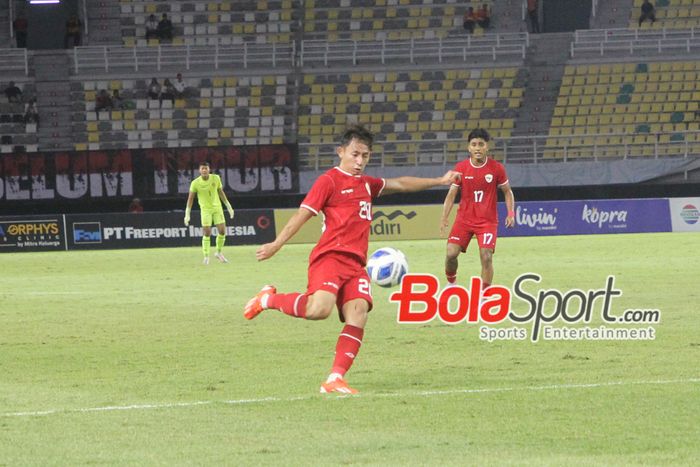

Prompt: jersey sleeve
[
  {"left": 301, "top": 174, "right": 334, "bottom": 215},
  {"left": 215, "top": 174, "right": 223, "bottom": 190},
  {"left": 496, "top": 162, "right": 509, "bottom": 187},
  {"left": 366, "top": 175, "right": 386, "bottom": 198},
  {"left": 452, "top": 160, "right": 464, "bottom": 187},
  {"left": 189, "top": 179, "right": 196, "bottom": 193}
]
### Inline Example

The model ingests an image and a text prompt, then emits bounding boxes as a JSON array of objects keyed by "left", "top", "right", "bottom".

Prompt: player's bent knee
[
  {"left": 305, "top": 304, "right": 333, "bottom": 320},
  {"left": 446, "top": 244, "right": 461, "bottom": 260},
  {"left": 343, "top": 307, "right": 369, "bottom": 328}
]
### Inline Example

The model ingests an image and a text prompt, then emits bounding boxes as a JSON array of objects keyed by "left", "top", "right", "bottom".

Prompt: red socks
[
  {"left": 267, "top": 292, "right": 308, "bottom": 318},
  {"left": 265, "top": 294, "right": 365, "bottom": 378},
  {"left": 330, "top": 325, "right": 364, "bottom": 377},
  {"left": 446, "top": 270, "right": 457, "bottom": 284}
]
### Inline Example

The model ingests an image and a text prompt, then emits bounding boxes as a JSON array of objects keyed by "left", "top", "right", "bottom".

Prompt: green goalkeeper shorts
[{"left": 200, "top": 208, "right": 225, "bottom": 227}]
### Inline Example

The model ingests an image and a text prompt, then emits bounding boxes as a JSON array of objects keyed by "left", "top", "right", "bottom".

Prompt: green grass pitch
[{"left": 1, "top": 232, "right": 698, "bottom": 465}]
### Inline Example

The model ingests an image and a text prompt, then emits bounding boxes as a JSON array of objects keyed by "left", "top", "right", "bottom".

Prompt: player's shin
[
  {"left": 216, "top": 234, "right": 225, "bottom": 253},
  {"left": 330, "top": 325, "right": 364, "bottom": 377},
  {"left": 202, "top": 235, "right": 211, "bottom": 257},
  {"left": 268, "top": 292, "right": 308, "bottom": 318}
]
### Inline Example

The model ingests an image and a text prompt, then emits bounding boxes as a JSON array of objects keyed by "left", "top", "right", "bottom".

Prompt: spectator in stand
[
  {"left": 147, "top": 78, "right": 161, "bottom": 100},
  {"left": 463, "top": 7, "right": 477, "bottom": 34},
  {"left": 95, "top": 89, "right": 113, "bottom": 113},
  {"left": 173, "top": 73, "right": 186, "bottom": 99},
  {"left": 476, "top": 4, "right": 491, "bottom": 29},
  {"left": 4, "top": 81, "right": 23, "bottom": 103},
  {"left": 527, "top": 0, "right": 540, "bottom": 33},
  {"left": 639, "top": 0, "right": 656, "bottom": 27},
  {"left": 157, "top": 13, "right": 173, "bottom": 41},
  {"left": 65, "top": 15, "right": 82, "bottom": 48},
  {"left": 161, "top": 79, "right": 176, "bottom": 104},
  {"left": 145, "top": 14, "right": 159, "bottom": 40},
  {"left": 129, "top": 198, "right": 144, "bottom": 213},
  {"left": 111, "top": 89, "right": 124, "bottom": 110},
  {"left": 13, "top": 15, "right": 28, "bottom": 48},
  {"left": 24, "top": 98, "right": 39, "bottom": 127}
]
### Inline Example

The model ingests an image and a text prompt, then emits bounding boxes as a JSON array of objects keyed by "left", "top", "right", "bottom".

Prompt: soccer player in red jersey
[
  {"left": 440, "top": 128, "right": 515, "bottom": 290},
  {"left": 244, "top": 124, "right": 459, "bottom": 395}
]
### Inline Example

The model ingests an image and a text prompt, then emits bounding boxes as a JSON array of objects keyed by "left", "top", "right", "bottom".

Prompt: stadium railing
[
  {"left": 571, "top": 27, "right": 700, "bottom": 57},
  {"left": 300, "top": 130, "right": 700, "bottom": 170},
  {"left": 71, "top": 43, "right": 295, "bottom": 74},
  {"left": 299, "top": 34, "right": 528, "bottom": 67},
  {"left": 0, "top": 49, "right": 30, "bottom": 76},
  {"left": 71, "top": 33, "right": 528, "bottom": 74}
]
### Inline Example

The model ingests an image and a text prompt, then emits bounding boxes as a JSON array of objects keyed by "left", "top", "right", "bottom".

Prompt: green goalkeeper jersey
[{"left": 189, "top": 174, "right": 223, "bottom": 211}]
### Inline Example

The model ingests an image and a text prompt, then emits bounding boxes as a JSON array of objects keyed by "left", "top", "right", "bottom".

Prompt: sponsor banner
[
  {"left": 498, "top": 199, "right": 672, "bottom": 237},
  {"left": 65, "top": 210, "right": 275, "bottom": 250},
  {"left": 0, "top": 216, "right": 65, "bottom": 252},
  {"left": 668, "top": 197, "right": 700, "bottom": 232},
  {"left": 0, "top": 144, "right": 298, "bottom": 202},
  {"left": 370, "top": 205, "right": 454, "bottom": 241},
  {"left": 273, "top": 208, "right": 323, "bottom": 244},
  {"left": 275, "top": 205, "right": 454, "bottom": 244}
]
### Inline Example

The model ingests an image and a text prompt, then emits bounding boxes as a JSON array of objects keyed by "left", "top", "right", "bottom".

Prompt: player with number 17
[{"left": 440, "top": 128, "right": 515, "bottom": 291}]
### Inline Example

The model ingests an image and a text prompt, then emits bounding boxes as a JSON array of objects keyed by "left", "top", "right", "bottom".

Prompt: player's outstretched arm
[
  {"left": 500, "top": 182, "right": 515, "bottom": 228},
  {"left": 440, "top": 184, "right": 460, "bottom": 237},
  {"left": 256, "top": 207, "right": 314, "bottom": 261},
  {"left": 382, "top": 170, "right": 460, "bottom": 195}
]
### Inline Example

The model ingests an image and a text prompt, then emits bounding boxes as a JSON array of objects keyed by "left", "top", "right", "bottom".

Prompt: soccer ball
[{"left": 366, "top": 247, "right": 408, "bottom": 288}]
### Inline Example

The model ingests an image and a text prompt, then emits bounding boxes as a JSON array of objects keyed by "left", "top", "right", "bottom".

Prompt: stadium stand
[
  {"left": 7, "top": 0, "right": 700, "bottom": 165},
  {"left": 71, "top": 74, "right": 290, "bottom": 150},
  {"left": 302, "top": 0, "right": 488, "bottom": 41},
  {"left": 0, "top": 81, "right": 39, "bottom": 154},
  {"left": 297, "top": 67, "right": 527, "bottom": 168},
  {"left": 630, "top": 0, "right": 700, "bottom": 29},
  {"left": 547, "top": 60, "right": 700, "bottom": 159},
  {"left": 118, "top": 0, "right": 298, "bottom": 46}
]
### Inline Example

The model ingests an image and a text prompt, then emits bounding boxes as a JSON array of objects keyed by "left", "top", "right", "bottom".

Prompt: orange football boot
[
  {"left": 320, "top": 378, "right": 358, "bottom": 395},
  {"left": 243, "top": 285, "right": 276, "bottom": 320}
]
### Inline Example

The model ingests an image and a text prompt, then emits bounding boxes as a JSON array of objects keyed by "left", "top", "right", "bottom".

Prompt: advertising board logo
[
  {"left": 73, "top": 222, "right": 102, "bottom": 244},
  {"left": 680, "top": 204, "right": 699, "bottom": 225},
  {"left": 373, "top": 210, "right": 417, "bottom": 221},
  {"left": 0, "top": 219, "right": 62, "bottom": 249},
  {"left": 515, "top": 206, "right": 558, "bottom": 230},
  {"left": 372, "top": 210, "right": 417, "bottom": 236},
  {"left": 582, "top": 204, "right": 628, "bottom": 228}
]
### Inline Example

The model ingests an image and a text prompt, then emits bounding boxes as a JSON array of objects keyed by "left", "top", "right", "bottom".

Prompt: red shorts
[
  {"left": 307, "top": 251, "right": 373, "bottom": 321},
  {"left": 448, "top": 219, "right": 498, "bottom": 252}
]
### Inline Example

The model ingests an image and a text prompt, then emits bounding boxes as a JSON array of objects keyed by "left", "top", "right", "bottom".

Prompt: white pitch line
[
  {"left": 3, "top": 291, "right": 153, "bottom": 296},
  {"left": 2, "top": 378, "right": 698, "bottom": 418}
]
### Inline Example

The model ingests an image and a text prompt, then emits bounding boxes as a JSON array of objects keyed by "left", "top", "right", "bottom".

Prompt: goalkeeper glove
[
  {"left": 225, "top": 201, "right": 234, "bottom": 219},
  {"left": 184, "top": 207, "right": 191, "bottom": 226}
]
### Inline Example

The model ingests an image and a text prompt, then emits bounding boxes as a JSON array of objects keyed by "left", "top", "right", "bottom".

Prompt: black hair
[
  {"left": 467, "top": 128, "right": 491, "bottom": 142},
  {"left": 339, "top": 124, "right": 374, "bottom": 149},
  {"left": 199, "top": 161, "right": 210, "bottom": 168}
]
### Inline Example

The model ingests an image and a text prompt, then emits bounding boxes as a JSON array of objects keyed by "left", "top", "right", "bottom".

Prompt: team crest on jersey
[{"left": 485, "top": 174, "right": 493, "bottom": 183}]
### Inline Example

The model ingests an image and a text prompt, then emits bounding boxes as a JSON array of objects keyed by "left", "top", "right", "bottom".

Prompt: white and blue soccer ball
[{"left": 366, "top": 247, "right": 409, "bottom": 288}]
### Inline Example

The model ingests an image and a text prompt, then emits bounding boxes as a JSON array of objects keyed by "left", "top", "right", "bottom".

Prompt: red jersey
[
  {"left": 301, "top": 167, "right": 386, "bottom": 265},
  {"left": 453, "top": 156, "right": 508, "bottom": 226}
]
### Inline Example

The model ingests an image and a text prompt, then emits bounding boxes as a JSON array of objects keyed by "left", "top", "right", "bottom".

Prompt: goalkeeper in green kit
[{"left": 184, "top": 161, "right": 235, "bottom": 265}]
